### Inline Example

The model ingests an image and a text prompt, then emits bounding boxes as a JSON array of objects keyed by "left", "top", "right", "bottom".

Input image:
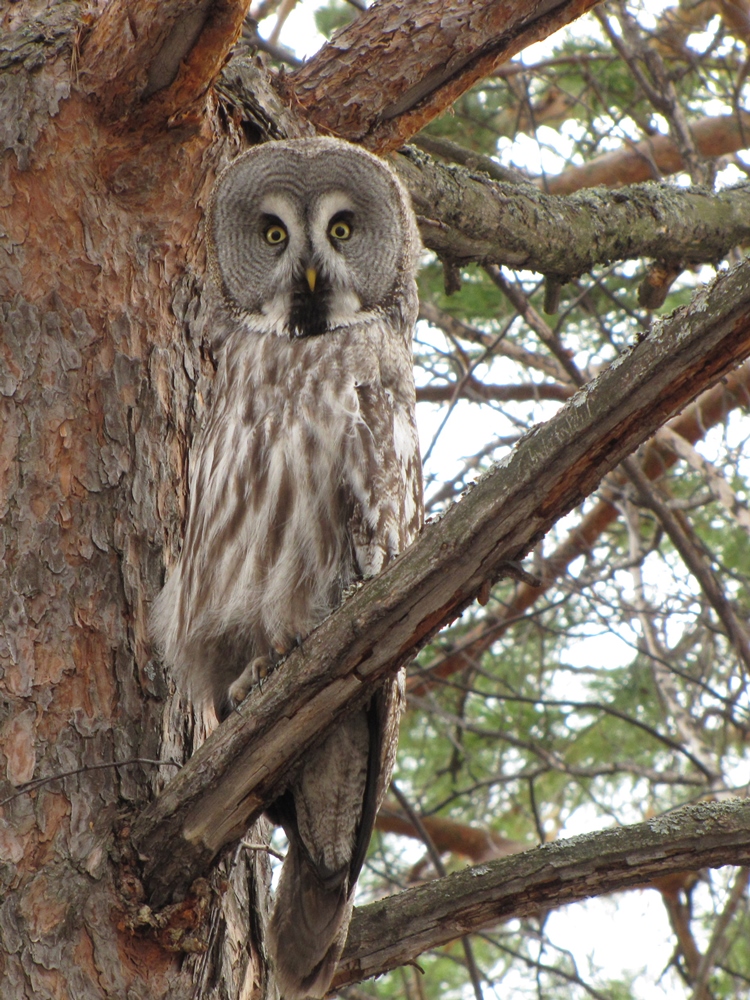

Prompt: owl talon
[{"left": 224, "top": 655, "right": 273, "bottom": 715}]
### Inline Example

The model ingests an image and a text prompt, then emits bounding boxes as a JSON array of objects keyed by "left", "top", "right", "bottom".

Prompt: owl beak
[{"left": 305, "top": 267, "right": 317, "bottom": 293}]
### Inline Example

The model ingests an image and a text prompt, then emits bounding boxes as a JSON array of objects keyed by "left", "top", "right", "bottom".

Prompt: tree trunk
[
  {"left": 1, "top": 3, "right": 261, "bottom": 995},
  {"left": 3, "top": 2, "right": 750, "bottom": 998}
]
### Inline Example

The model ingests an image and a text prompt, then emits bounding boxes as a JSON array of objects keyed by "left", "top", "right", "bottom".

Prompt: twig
[
  {"left": 240, "top": 840, "right": 286, "bottom": 862},
  {"left": 391, "top": 783, "right": 485, "bottom": 1000},
  {"left": 411, "top": 135, "right": 531, "bottom": 185},
  {"left": 0, "top": 758, "right": 181, "bottom": 807},
  {"left": 692, "top": 866, "right": 750, "bottom": 999},
  {"left": 624, "top": 456, "right": 750, "bottom": 678}
]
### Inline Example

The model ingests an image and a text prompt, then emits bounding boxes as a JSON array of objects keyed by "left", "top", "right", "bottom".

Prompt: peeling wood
[
  {"left": 131, "top": 258, "right": 750, "bottom": 906},
  {"left": 338, "top": 799, "right": 750, "bottom": 986}
]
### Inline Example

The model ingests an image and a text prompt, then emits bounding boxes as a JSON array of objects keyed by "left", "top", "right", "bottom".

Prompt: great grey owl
[{"left": 152, "top": 137, "right": 422, "bottom": 998}]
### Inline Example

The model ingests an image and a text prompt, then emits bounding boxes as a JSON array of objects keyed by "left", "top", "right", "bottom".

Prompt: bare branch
[
  {"left": 419, "top": 301, "right": 571, "bottom": 382},
  {"left": 394, "top": 149, "right": 750, "bottom": 275},
  {"left": 337, "top": 799, "right": 750, "bottom": 989},
  {"left": 285, "top": 0, "right": 604, "bottom": 152},
  {"left": 545, "top": 113, "right": 750, "bottom": 195},
  {"left": 412, "top": 134, "right": 531, "bottom": 186},
  {"left": 595, "top": 3, "right": 708, "bottom": 185},
  {"left": 416, "top": 381, "right": 573, "bottom": 405},
  {"left": 410, "top": 360, "right": 750, "bottom": 696},
  {"left": 131, "top": 259, "right": 750, "bottom": 906},
  {"left": 656, "top": 426, "right": 750, "bottom": 533},
  {"left": 624, "top": 456, "right": 750, "bottom": 676},
  {"left": 692, "top": 866, "right": 750, "bottom": 999},
  {"left": 391, "top": 784, "right": 486, "bottom": 1000},
  {"left": 376, "top": 805, "right": 528, "bottom": 863}
]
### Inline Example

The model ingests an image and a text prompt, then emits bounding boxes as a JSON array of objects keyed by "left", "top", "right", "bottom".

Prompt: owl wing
[
  {"left": 347, "top": 367, "right": 422, "bottom": 580},
  {"left": 268, "top": 321, "right": 421, "bottom": 999},
  {"left": 340, "top": 338, "right": 421, "bottom": 881}
]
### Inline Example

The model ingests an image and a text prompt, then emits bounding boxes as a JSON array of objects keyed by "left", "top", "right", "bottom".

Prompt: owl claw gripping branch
[{"left": 152, "top": 138, "right": 423, "bottom": 999}]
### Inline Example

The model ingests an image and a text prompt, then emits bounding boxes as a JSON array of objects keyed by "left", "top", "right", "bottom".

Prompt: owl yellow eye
[
  {"left": 329, "top": 220, "right": 352, "bottom": 241},
  {"left": 265, "top": 224, "right": 287, "bottom": 245}
]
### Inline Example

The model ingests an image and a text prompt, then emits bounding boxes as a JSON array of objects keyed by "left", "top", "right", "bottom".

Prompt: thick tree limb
[
  {"left": 394, "top": 149, "right": 750, "bottom": 275},
  {"left": 410, "top": 360, "right": 750, "bottom": 696},
  {"left": 284, "top": 0, "right": 604, "bottom": 152},
  {"left": 80, "top": 0, "right": 250, "bottom": 124},
  {"left": 131, "top": 258, "right": 750, "bottom": 907},
  {"left": 336, "top": 799, "right": 750, "bottom": 988}
]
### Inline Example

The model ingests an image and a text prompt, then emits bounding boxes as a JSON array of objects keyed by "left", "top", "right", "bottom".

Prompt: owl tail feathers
[{"left": 268, "top": 839, "right": 354, "bottom": 1000}]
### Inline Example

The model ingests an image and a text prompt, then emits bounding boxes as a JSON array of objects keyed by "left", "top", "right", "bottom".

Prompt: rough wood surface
[
  {"left": 80, "top": 0, "right": 250, "bottom": 126},
  {"left": 4, "top": 1, "right": 750, "bottom": 996},
  {"left": 285, "top": 0, "right": 604, "bottom": 151},
  {"left": 131, "top": 258, "right": 750, "bottom": 905},
  {"left": 394, "top": 149, "right": 750, "bottom": 274},
  {"left": 409, "top": 362, "right": 750, "bottom": 695},
  {"left": 337, "top": 799, "right": 750, "bottom": 987},
  {"left": 218, "top": 61, "right": 750, "bottom": 276},
  {"left": 1, "top": 4, "right": 252, "bottom": 997}
]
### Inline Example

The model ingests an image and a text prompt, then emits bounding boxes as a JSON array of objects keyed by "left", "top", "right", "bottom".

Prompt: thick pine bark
[
  {"left": 285, "top": 0, "right": 604, "bottom": 151},
  {"left": 1, "top": 3, "right": 254, "bottom": 997}
]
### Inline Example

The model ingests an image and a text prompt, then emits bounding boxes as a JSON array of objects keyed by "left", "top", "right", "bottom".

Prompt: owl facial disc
[{"left": 207, "top": 138, "right": 420, "bottom": 343}]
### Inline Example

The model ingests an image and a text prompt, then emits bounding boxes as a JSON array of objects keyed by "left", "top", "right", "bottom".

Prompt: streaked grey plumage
[{"left": 152, "top": 138, "right": 422, "bottom": 998}]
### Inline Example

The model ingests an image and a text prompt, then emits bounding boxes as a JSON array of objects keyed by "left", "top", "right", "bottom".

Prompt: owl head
[{"left": 206, "top": 137, "right": 420, "bottom": 339}]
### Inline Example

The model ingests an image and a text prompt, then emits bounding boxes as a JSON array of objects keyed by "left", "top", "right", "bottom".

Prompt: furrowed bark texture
[
  {"left": 80, "top": 0, "right": 249, "bottom": 125},
  {"left": 394, "top": 150, "right": 750, "bottom": 274},
  {"left": 4, "top": 1, "right": 750, "bottom": 997},
  {"left": 337, "top": 799, "right": 750, "bottom": 988},
  {"left": 131, "top": 258, "right": 750, "bottom": 906},
  {"left": 285, "top": 0, "right": 604, "bottom": 152},
  {"left": 1, "top": 3, "right": 262, "bottom": 998}
]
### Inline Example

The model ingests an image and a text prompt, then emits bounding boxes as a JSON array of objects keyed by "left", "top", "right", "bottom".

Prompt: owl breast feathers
[{"left": 151, "top": 137, "right": 422, "bottom": 999}]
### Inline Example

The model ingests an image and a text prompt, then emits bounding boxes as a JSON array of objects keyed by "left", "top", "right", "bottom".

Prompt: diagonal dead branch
[
  {"left": 131, "top": 259, "right": 750, "bottom": 907},
  {"left": 410, "top": 359, "right": 750, "bottom": 697},
  {"left": 656, "top": 425, "right": 750, "bottom": 533},
  {"left": 624, "top": 456, "right": 750, "bottom": 676},
  {"left": 336, "top": 799, "right": 750, "bottom": 989}
]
